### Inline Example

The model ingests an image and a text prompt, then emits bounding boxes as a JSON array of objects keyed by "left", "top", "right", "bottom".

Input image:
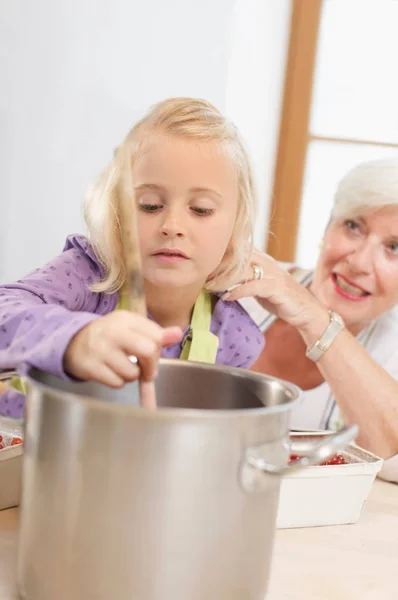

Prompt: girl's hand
[
  {"left": 222, "top": 250, "right": 328, "bottom": 334},
  {"left": 63, "top": 311, "right": 182, "bottom": 388}
]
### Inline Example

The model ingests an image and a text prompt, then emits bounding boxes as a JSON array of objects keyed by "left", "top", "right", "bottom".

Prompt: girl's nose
[{"left": 159, "top": 208, "right": 185, "bottom": 238}]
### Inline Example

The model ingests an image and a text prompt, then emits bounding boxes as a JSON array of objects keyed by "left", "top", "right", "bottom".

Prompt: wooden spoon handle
[
  {"left": 117, "top": 145, "right": 146, "bottom": 316},
  {"left": 117, "top": 144, "right": 157, "bottom": 409}
]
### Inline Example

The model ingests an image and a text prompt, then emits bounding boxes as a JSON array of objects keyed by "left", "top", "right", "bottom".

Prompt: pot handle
[{"left": 240, "top": 425, "right": 358, "bottom": 492}]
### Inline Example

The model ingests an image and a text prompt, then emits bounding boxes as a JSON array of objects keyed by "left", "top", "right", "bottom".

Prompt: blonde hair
[
  {"left": 84, "top": 97, "right": 257, "bottom": 294},
  {"left": 332, "top": 157, "right": 398, "bottom": 221}
]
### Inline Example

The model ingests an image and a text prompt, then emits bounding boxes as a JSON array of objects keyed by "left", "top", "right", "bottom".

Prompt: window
[{"left": 268, "top": 0, "right": 398, "bottom": 267}]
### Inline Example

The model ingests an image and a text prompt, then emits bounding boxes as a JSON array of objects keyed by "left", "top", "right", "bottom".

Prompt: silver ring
[{"left": 251, "top": 263, "right": 264, "bottom": 280}]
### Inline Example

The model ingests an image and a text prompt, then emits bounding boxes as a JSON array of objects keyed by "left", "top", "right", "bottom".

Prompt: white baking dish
[
  {"left": 0, "top": 417, "right": 23, "bottom": 511},
  {"left": 277, "top": 432, "right": 384, "bottom": 529}
]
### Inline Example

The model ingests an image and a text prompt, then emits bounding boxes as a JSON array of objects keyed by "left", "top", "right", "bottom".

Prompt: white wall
[
  {"left": 0, "top": 0, "right": 291, "bottom": 282},
  {"left": 226, "top": 0, "right": 291, "bottom": 250}
]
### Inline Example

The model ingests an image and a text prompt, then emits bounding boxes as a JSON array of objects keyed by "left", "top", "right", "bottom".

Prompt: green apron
[{"left": 118, "top": 288, "right": 219, "bottom": 363}]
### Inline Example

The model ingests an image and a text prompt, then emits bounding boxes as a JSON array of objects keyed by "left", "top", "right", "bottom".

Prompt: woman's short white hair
[
  {"left": 84, "top": 97, "right": 257, "bottom": 294},
  {"left": 332, "top": 157, "right": 398, "bottom": 221}
]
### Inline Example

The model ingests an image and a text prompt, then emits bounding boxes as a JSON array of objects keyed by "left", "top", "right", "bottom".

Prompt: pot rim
[{"left": 25, "top": 359, "right": 302, "bottom": 420}]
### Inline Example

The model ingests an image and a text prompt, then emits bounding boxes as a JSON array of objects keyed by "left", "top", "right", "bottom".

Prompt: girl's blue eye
[
  {"left": 139, "top": 203, "right": 161, "bottom": 213},
  {"left": 191, "top": 207, "right": 215, "bottom": 216}
]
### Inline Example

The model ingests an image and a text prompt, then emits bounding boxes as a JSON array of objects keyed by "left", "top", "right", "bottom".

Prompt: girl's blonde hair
[{"left": 84, "top": 97, "right": 257, "bottom": 294}]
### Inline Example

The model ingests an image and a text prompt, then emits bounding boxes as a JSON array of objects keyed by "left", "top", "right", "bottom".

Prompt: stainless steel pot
[{"left": 17, "top": 360, "right": 357, "bottom": 600}]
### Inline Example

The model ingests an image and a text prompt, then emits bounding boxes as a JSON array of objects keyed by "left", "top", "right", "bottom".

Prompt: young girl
[{"left": 0, "top": 97, "right": 264, "bottom": 417}]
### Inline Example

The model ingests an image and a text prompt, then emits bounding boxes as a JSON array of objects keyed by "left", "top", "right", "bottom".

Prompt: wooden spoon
[{"left": 117, "top": 143, "right": 157, "bottom": 409}]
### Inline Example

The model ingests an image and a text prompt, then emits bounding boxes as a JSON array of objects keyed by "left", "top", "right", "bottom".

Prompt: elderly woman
[{"left": 223, "top": 158, "right": 398, "bottom": 483}]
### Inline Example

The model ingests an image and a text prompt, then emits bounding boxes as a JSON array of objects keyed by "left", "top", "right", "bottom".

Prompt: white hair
[{"left": 332, "top": 157, "right": 398, "bottom": 221}]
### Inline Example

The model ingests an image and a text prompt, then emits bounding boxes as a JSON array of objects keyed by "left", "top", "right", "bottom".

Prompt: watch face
[{"left": 331, "top": 311, "right": 344, "bottom": 327}]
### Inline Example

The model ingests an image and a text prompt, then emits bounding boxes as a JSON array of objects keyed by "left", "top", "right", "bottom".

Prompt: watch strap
[{"left": 306, "top": 311, "right": 344, "bottom": 362}]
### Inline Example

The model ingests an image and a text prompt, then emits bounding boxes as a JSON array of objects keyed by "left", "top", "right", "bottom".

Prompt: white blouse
[{"left": 239, "top": 268, "right": 398, "bottom": 483}]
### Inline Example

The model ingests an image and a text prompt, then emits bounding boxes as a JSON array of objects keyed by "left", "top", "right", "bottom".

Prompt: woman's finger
[
  {"left": 228, "top": 252, "right": 278, "bottom": 288},
  {"left": 222, "top": 276, "right": 279, "bottom": 302}
]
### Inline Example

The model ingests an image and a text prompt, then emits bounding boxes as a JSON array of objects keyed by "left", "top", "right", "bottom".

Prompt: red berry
[
  {"left": 289, "top": 453, "right": 347, "bottom": 466},
  {"left": 11, "top": 437, "right": 22, "bottom": 446},
  {"left": 320, "top": 454, "right": 347, "bottom": 466},
  {"left": 289, "top": 454, "right": 301, "bottom": 464}
]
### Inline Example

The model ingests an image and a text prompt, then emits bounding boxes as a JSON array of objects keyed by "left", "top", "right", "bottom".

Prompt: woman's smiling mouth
[{"left": 332, "top": 273, "right": 371, "bottom": 301}]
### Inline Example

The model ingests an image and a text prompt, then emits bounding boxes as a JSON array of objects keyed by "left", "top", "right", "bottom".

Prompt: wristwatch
[{"left": 306, "top": 311, "right": 345, "bottom": 362}]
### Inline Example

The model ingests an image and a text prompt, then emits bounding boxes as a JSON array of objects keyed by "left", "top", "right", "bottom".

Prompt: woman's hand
[
  {"left": 63, "top": 311, "right": 182, "bottom": 388},
  {"left": 222, "top": 250, "right": 328, "bottom": 334}
]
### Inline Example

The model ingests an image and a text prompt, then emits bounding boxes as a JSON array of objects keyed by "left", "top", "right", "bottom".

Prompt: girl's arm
[{"left": 0, "top": 244, "right": 103, "bottom": 378}]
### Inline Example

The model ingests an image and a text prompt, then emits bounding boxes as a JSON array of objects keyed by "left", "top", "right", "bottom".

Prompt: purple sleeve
[
  {"left": 230, "top": 318, "right": 265, "bottom": 369},
  {"left": 212, "top": 299, "right": 265, "bottom": 369},
  {"left": 0, "top": 239, "right": 104, "bottom": 378}
]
